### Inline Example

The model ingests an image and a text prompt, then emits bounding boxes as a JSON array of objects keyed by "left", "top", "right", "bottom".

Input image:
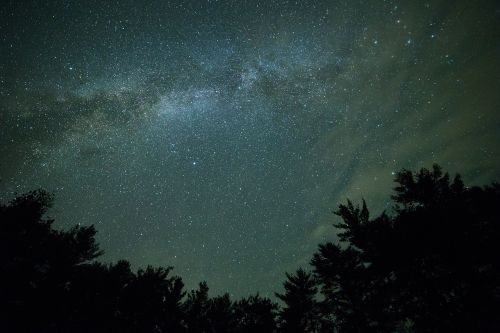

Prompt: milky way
[{"left": 1, "top": 0, "right": 499, "bottom": 297}]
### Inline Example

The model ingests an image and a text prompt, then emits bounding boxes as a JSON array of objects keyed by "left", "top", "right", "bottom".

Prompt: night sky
[{"left": 1, "top": 0, "right": 499, "bottom": 298}]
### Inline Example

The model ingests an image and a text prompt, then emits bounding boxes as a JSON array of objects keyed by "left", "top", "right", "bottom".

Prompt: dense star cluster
[{"left": 1, "top": 0, "right": 499, "bottom": 297}]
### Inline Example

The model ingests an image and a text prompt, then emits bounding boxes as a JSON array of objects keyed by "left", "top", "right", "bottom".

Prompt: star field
[{"left": 1, "top": 0, "right": 499, "bottom": 297}]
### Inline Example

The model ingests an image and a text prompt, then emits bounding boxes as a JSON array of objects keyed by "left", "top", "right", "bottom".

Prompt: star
[{"left": 1, "top": 0, "right": 499, "bottom": 300}]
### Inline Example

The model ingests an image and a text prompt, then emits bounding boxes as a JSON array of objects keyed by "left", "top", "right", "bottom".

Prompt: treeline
[{"left": 1, "top": 165, "right": 499, "bottom": 332}]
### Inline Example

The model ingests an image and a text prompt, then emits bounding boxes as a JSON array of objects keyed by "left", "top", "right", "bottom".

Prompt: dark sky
[{"left": 1, "top": 0, "right": 499, "bottom": 298}]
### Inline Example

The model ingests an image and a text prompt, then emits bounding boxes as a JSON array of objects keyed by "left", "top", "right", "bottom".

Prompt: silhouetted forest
[{"left": 1, "top": 165, "right": 499, "bottom": 332}]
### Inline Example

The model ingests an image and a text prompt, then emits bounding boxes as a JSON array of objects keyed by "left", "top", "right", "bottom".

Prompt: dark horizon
[
  {"left": 1, "top": 0, "right": 500, "bottom": 300},
  {"left": 3, "top": 165, "right": 500, "bottom": 332}
]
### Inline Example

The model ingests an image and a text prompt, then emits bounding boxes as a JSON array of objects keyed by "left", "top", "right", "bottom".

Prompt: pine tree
[{"left": 275, "top": 268, "right": 321, "bottom": 333}]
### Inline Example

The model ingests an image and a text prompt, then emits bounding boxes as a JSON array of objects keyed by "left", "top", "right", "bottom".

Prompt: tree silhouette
[
  {"left": 183, "top": 282, "right": 278, "bottom": 333},
  {"left": 0, "top": 189, "right": 104, "bottom": 332},
  {"left": 233, "top": 294, "right": 278, "bottom": 333},
  {"left": 275, "top": 268, "right": 322, "bottom": 332},
  {"left": 183, "top": 281, "right": 211, "bottom": 332},
  {"left": 58, "top": 260, "right": 134, "bottom": 332},
  {"left": 205, "top": 293, "right": 235, "bottom": 333},
  {"left": 2, "top": 165, "right": 499, "bottom": 332},
  {"left": 312, "top": 165, "right": 500, "bottom": 332},
  {"left": 0, "top": 187, "right": 280, "bottom": 332},
  {"left": 120, "top": 266, "right": 185, "bottom": 332}
]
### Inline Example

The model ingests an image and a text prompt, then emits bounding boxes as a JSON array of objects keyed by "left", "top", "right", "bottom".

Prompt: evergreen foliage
[{"left": 2, "top": 165, "right": 499, "bottom": 332}]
